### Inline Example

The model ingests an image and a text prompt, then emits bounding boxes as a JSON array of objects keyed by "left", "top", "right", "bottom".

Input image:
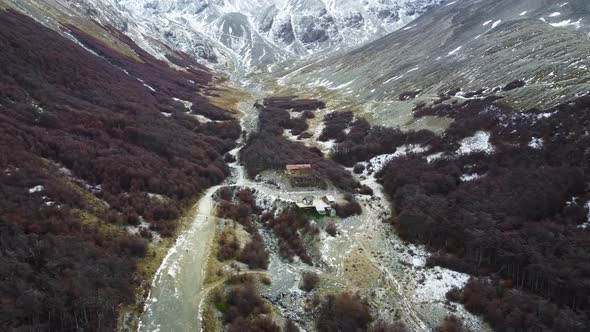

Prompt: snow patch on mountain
[
  {"left": 457, "top": 131, "right": 494, "bottom": 155},
  {"left": 110, "top": 0, "right": 445, "bottom": 70}
]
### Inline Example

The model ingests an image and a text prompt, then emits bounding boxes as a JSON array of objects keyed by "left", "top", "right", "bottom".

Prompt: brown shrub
[
  {"left": 358, "top": 185, "right": 374, "bottom": 196},
  {"left": 326, "top": 222, "right": 337, "bottom": 237},
  {"left": 224, "top": 281, "right": 270, "bottom": 323},
  {"left": 227, "top": 316, "right": 280, "bottom": 332},
  {"left": 369, "top": 320, "right": 407, "bottom": 332},
  {"left": 316, "top": 292, "right": 372, "bottom": 332},
  {"left": 284, "top": 320, "right": 301, "bottom": 332},
  {"left": 217, "top": 229, "right": 240, "bottom": 261},
  {"left": 301, "top": 271, "right": 320, "bottom": 292},
  {"left": 436, "top": 315, "right": 465, "bottom": 332},
  {"left": 237, "top": 234, "right": 269, "bottom": 270},
  {"left": 335, "top": 200, "right": 362, "bottom": 218},
  {"left": 353, "top": 163, "right": 365, "bottom": 174}
]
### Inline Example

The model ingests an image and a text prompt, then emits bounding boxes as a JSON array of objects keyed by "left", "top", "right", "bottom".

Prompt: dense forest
[
  {"left": 0, "top": 10, "right": 237, "bottom": 331},
  {"left": 326, "top": 90, "right": 590, "bottom": 330},
  {"left": 240, "top": 96, "right": 359, "bottom": 191},
  {"left": 319, "top": 110, "right": 436, "bottom": 167}
]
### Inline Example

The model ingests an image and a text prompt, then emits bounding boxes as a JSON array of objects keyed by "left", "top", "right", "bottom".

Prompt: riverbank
[
  {"left": 112, "top": 83, "right": 255, "bottom": 332},
  {"left": 116, "top": 195, "right": 204, "bottom": 331}
]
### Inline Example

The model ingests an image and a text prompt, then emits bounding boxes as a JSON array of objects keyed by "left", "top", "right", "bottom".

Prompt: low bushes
[
  {"left": 316, "top": 292, "right": 372, "bottom": 332},
  {"left": 335, "top": 194, "right": 362, "bottom": 218},
  {"left": 301, "top": 271, "right": 320, "bottom": 292},
  {"left": 326, "top": 222, "right": 338, "bottom": 237},
  {"left": 214, "top": 276, "right": 278, "bottom": 331},
  {"left": 237, "top": 234, "right": 269, "bottom": 269},
  {"left": 217, "top": 228, "right": 240, "bottom": 261},
  {"left": 435, "top": 315, "right": 464, "bottom": 332},
  {"left": 216, "top": 188, "right": 269, "bottom": 269},
  {"left": 261, "top": 208, "right": 316, "bottom": 264}
]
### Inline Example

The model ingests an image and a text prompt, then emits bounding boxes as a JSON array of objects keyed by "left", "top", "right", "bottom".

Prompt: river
[{"left": 137, "top": 63, "right": 263, "bottom": 331}]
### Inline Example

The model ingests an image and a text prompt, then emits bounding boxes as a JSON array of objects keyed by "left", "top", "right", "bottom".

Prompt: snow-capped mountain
[
  {"left": 4, "top": 0, "right": 444, "bottom": 72},
  {"left": 114, "top": 0, "right": 445, "bottom": 69}
]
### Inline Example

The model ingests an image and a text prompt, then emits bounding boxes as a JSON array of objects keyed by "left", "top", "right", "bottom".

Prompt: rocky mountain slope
[
  {"left": 277, "top": 0, "right": 590, "bottom": 125},
  {"left": 3, "top": 0, "right": 444, "bottom": 72}
]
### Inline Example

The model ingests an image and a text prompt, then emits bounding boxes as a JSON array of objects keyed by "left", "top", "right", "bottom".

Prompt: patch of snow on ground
[
  {"left": 316, "top": 139, "right": 336, "bottom": 154},
  {"left": 426, "top": 152, "right": 444, "bottom": 163},
  {"left": 579, "top": 201, "right": 590, "bottom": 229},
  {"left": 528, "top": 137, "right": 543, "bottom": 149},
  {"left": 520, "top": 11, "right": 528, "bottom": 16},
  {"left": 334, "top": 80, "right": 356, "bottom": 89},
  {"left": 536, "top": 111, "right": 557, "bottom": 120},
  {"left": 148, "top": 193, "right": 166, "bottom": 200},
  {"left": 414, "top": 266, "right": 470, "bottom": 303},
  {"left": 549, "top": 12, "right": 561, "bottom": 17},
  {"left": 187, "top": 113, "right": 215, "bottom": 123},
  {"left": 460, "top": 173, "right": 482, "bottom": 182},
  {"left": 491, "top": 20, "right": 502, "bottom": 29},
  {"left": 368, "top": 145, "right": 428, "bottom": 173},
  {"left": 172, "top": 98, "right": 193, "bottom": 110},
  {"left": 29, "top": 185, "right": 44, "bottom": 194},
  {"left": 383, "top": 75, "right": 403, "bottom": 84},
  {"left": 126, "top": 219, "right": 161, "bottom": 244},
  {"left": 550, "top": 19, "right": 582, "bottom": 28},
  {"left": 457, "top": 131, "right": 494, "bottom": 155},
  {"left": 137, "top": 78, "right": 156, "bottom": 92},
  {"left": 448, "top": 46, "right": 462, "bottom": 56}
]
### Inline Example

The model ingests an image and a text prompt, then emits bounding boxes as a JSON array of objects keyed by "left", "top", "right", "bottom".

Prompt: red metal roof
[{"left": 286, "top": 164, "right": 312, "bottom": 170}]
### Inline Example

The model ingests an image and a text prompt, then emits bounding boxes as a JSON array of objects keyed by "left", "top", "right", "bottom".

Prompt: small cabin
[
  {"left": 286, "top": 164, "right": 312, "bottom": 177},
  {"left": 296, "top": 195, "right": 336, "bottom": 216}
]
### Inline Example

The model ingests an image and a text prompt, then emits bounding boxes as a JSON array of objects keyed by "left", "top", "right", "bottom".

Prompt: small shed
[
  {"left": 322, "top": 195, "right": 336, "bottom": 204},
  {"left": 286, "top": 164, "right": 312, "bottom": 177}
]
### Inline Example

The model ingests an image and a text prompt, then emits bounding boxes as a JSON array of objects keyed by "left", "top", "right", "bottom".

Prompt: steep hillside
[
  {"left": 278, "top": 0, "right": 590, "bottom": 124},
  {"left": 4, "top": 0, "right": 445, "bottom": 72},
  {"left": 0, "top": 7, "right": 238, "bottom": 331}
]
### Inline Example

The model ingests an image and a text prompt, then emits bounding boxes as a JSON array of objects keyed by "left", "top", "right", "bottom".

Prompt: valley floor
[{"left": 136, "top": 82, "right": 491, "bottom": 331}]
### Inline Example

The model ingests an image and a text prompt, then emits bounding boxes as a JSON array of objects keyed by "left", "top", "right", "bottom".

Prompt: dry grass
[
  {"left": 207, "top": 84, "right": 252, "bottom": 112},
  {"left": 6, "top": 0, "right": 142, "bottom": 61}
]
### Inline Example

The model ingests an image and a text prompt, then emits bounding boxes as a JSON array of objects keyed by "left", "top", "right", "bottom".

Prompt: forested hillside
[
  {"left": 324, "top": 89, "right": 590, "bottom": 330},
  {"left": 0, "top": 10, "right": 237, "bottom": 330}
]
